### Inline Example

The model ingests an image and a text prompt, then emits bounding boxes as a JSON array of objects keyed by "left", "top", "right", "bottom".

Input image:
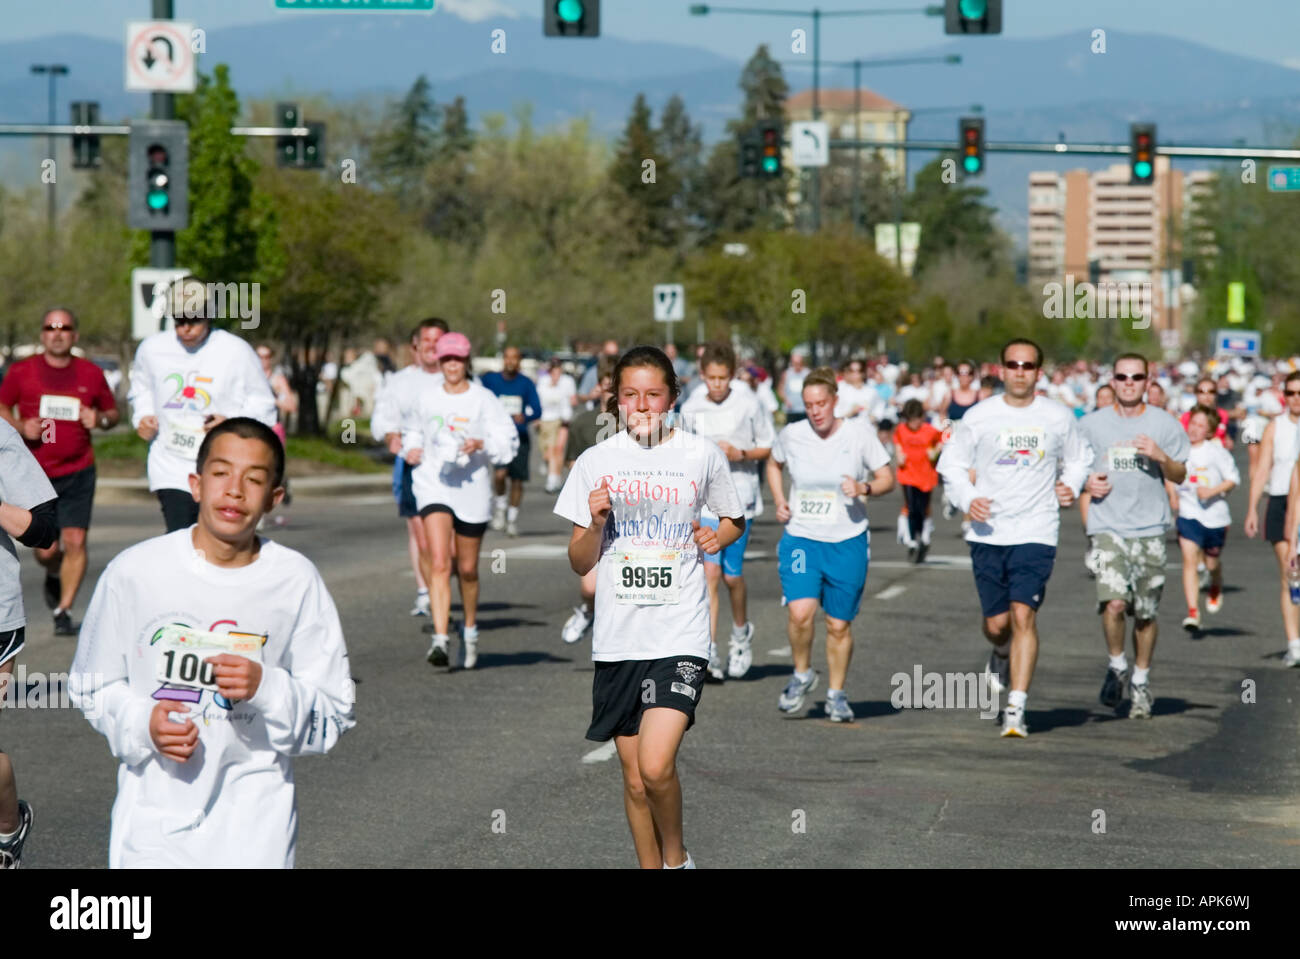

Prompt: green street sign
[
  {"left": 1267, "top": 166, "right": 1300, "bottom": 192},
  {"left": 274, "top": 0, "right": 435, "bottom": 10}
]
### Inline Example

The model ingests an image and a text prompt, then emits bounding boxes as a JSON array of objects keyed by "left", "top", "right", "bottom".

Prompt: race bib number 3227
[{"left": 792, "top": 489, "right": 837, "bottom": 523}]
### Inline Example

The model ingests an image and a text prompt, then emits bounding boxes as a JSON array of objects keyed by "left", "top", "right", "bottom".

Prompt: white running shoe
[
  {"left": 562, "top": 605, "right": 592, "bottom": 644},
  {"left": 896, "top": 513, "right": 910, "bottom": 545},
  {"left": 506, "top": 519, "right": 519, "bottom": 537},
  {"left": 1000, "top": 705, "right": 1028, "bottom": 737},
  {"left": 490, "top": 508, "right": 506, "bottom": 532},
  {"left": 410, "top": 592, "right": 430, "bottom": 617},
  {"left": 921, "top": 518, "right": 934, "bottom": 546},
  {"left": 1283, "top": 646, "right": 1300, "bottom": 668},
  {"left": 706, "top": 642, "right": 725, "bottom": 682},
  {"left": 727, "top": 623, "right": 754, "bottom": 678},
  {"left": 663, "top": 851, "right": 695, "bottom": 869},
  {"left": 461, "top": 625, "right": 479, "bottom": 669}
]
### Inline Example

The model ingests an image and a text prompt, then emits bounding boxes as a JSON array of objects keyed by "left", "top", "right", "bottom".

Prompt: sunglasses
[
  {"left": 173, "top": 317, "right": 206, "bottom": 327},
  {"left": 1113, "top": 373, "right": 1147, "bottom": 383},
  {"left": 1003, "top": 360, "right": 1039, "bottom": 371},
  {"left": 42, "top": 324, "right": 74, "bottom": 332},
  {"left": 440, "top": 355, "right": 469, "bottom": 363},
  {"left": 1196, "top": 388, "right": 1216, "bottom": 394},
  {"left": 1286, "top": 390, "right": 1300, "bottom": 398}
]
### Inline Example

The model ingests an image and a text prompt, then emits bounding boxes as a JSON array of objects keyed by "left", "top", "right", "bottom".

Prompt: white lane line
[
  {"left": 582, "top": 741, "right": 618, "bottom": 764},
  {"left": 767, "top": 648, "right": 791, "bottom": 656},
  {"left": 875, "top": 584, "right": 907, "bottom": 600}
]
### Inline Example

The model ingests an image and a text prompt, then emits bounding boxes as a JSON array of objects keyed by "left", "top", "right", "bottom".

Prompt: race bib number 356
[
  {"left": 154, "top": 625, "right": 264, "bottom": 693},
  {"left": 163, "top": 423, "right": 205, "bottom": 457},
  {"left": 614, "top": 550, "right": 681, "bottom": 605}
]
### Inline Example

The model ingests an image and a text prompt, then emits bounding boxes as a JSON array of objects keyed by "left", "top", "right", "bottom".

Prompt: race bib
[
  {"left": 613, "top": 550, "right": 681, "bottom": 605},
  {"left": 154, "top": 625, "right": 264, "bottom": 693},
  {"left": 692, "top": 409, "right": 737, "bottom": 438},
  {"left": 792, "top": 488, "right": 837, "bottom": 524},
  {"left": 1107, "top": 446, "right": 1141, "bottom": 473},
  {"left": 39, "top": 394, "right": 81, "bottom": 421},
  {"left": 499, "top": 395, "right": 523, "bottom": 416},
  {"left": 998, "top": 427, "right": 1046, "bottom": 453},
  {"left": 163, "top": 421, "right": 205, "bottom": 457}
]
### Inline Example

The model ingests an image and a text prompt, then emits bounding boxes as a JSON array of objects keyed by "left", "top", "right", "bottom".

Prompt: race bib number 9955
[{"left": 614, "top": 550, "right": 681, "bottom": 605}]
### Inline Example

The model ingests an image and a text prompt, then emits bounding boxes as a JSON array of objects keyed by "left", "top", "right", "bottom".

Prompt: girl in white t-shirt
[
  {"left": 1175, "top": 405, "right": 1240, "bottom": 632},
  {"left": 554, "top": 346, "right": 744, "bottom": 869}
]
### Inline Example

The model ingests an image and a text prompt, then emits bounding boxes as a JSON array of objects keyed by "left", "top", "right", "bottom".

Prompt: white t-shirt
[
  {"left": 680, "top": 385, "right": 776, "bottom": 519},
  {"left": 936, "top": 395, "right": 1092, "bottom": 547},
  {"left": 128, "top": 329, "right": 278, "bottom": 492},
  {"left": 537, "top": 373, "right": 577, "bottom": 423},
  {"left": 834, "top": 382, "right": 883, "bottom": 424},
  {"left": 0, "top": 420, "right": 57, "bottom": 633},
  {"left": 894, "top": 384, "right": 928, "bottom": 409},
  {"left": 402, "top": 381, "right": 519, "bottom": 524},
  {"left": 68, "top": 530, "right": 355, "bottom": 868},
  {"left": 1177, "top": 441, "right": 1240, "bottom": 528},
  {"left": 370, "top": 365, "right": 443, "bottom": 439},
  {"left": 553, "top": 429, "right": 743, "bottom": 662},
  {"left": 770, "top": 418, "right": 892, "bottom": 543}
]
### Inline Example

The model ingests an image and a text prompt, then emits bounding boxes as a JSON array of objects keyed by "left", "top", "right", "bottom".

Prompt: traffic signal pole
[{"left": 151, "top": 0, "right": 175, "bottom": 271}]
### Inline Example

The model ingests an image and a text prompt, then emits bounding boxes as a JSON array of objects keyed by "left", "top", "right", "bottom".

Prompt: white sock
[
  {"left": 1289, "top": 639, "right": 1300, "bottom": 651},
  {"left": 494, "top": 495, "right": 507, "bottom": 511},
  {"left": 993, "top": 640, "right": 1011, "bottom": 659},
  {"left": 828, "top": 687, "right": 843, "bottom": 699},
  {"left": 433, "top": 633, "right": 448, "bottom": 644},
  {"left": 1007, "top": 690, "right": 1027, "bottom": 709},
  {"left": 463, "top": 624, "right": 478, "bottom": 641},
  {"left": 795, "top": 668, "right": 814, "bottom": 683},
  {"left": 1132, "top": 667, "right": 1150, "bottom": 685},
  {"left": 731, "top": 622, "right": 748, "bottom": 638},
  {"left": 53, "top": 607, "right": 65, "bottom": 617},
  {"left": 417, "top": 587, "right": 428, "bottom": 597},
  {"left": 506, "top": 506, "right": 519, "bottom": 522},
  {"left": 1108, "top": 654, "right": 1128, "bottom": 672}
]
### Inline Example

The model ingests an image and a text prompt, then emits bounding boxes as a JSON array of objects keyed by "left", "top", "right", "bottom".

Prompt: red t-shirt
[
  {"left": 0, "top": 355, "right": 117, "bottom": 477},
  {"left": 893, "top": 421, "right": 943, "bottom": 492}
]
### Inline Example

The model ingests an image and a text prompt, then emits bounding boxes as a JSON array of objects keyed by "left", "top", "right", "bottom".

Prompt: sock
[
  {"left": 53, "top": 607, "right": 65, "bottom": 617},
  {"left": 731, "top": 622, "right": 748, "bottom": 638},
  {"left": 506, "top": 506, "right": 519, "bottom": 522},
  {"left": 1289, "top": 639, "right": 1300, "bottom": 651},
  {"left": 417, "top": 587, "right": 428, "bottom": 597},
  {"left": 827, "top": 687, "right": 843, "bottom": 699},
  {"left": 795, "top": 668, "right": 814, "bottom": 683},
  {"left": 433, "top": 633, "right": 448, "bottom": 644},
  {"left": 580, "top": 601, "right": 592, "bottom": 616},
  {"left": 463, "top": 624, "right": 478, "bottom": 641},
  {"left": 1132, "top": 667, "right": 1150, "bottom": 685},
  {"left": 993, "top": 640, "right": 1011, "bottom": 659},
  {"left": 494, "top": 495, "right": 507, "bottom": 511},
  {"left": 0, "top": 823, "right": 18, "bottom": 842},
  {"left": 1109, "top": 654, "right": 1128, "bottom": 672},
  {"left": 1007, "top": 690, "right": 1027, "bottom": 710}
]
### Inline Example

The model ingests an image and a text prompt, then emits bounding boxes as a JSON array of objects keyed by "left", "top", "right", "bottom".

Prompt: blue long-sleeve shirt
[{"left": 480, "top": 371, "right": 542, "bottom": 437}]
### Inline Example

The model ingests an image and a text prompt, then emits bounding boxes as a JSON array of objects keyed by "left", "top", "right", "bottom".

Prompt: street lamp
[
  {"left": 30, "top": 63, "right": 68, "bottom": 247},
  {"left": 690, "top": 4, "right": 944, "bottom": 230}
]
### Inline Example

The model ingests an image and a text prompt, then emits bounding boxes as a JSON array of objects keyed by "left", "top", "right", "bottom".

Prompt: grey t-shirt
[
  {"left": 0, "top": 419, "right": 57, "bottom": 631},
  {"left": 1079, "top": 404, "right": 1190, "bottom": 539}
]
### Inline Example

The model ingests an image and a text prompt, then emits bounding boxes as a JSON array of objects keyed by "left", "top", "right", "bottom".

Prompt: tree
[
  {"left": 371, "top": 75, "right": 441, "bottom": 205},
  {"left": 657, "top": 94, "right": 705, "bottom": 254},
  {"left": 422, "top": 94, "right": 481, "bottom": 243},
  {"left": 605, "top": 94, "right": 680, "bottom": 254},
  {"left": 907, "top": 155, "right": 1006, "bottom": 278}
]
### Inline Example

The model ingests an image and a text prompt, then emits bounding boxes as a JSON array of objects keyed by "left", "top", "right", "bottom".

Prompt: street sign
[
  {"left": 1213, "top": 329, "right": 1261, "bottom": 358},
  {"left": 132, "top": 268, "right": 190, "bottom": 340},
  {"left": 1227, "top": 281, "right": 1245, "bottom": 324},
  {"left": 1267, "top": 166, "right": 1300, "bottom": 192},
  {"left": 653, "top": 284, "right": 685, "bottom": 322},
  {"left": 790, "top": 122, "right": 829, "bottom": 168},
  {"left": 273, "top": 0, "right": 435, "bottom": 8},
  {"left": 125, "top": 21, "right": 197, "bottom": 93}
]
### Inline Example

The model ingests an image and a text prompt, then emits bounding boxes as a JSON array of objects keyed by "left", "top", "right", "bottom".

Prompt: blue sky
[{"left": 7, "top": 0, "right": 1300, "bottom": 69}]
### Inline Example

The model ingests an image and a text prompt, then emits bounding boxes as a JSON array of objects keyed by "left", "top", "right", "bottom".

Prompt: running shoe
[
  {"left": 915, "top": 542, "right": 929, "bottom": 564},
  {"left": 42, "top": 574, "right": 59, "bottom": 610},
  {"left": 1283, "top": 646, "right": 1300, "bottom": 668},
  {"left": 663, "top": 851, "right": 695, "bottom": 869},
  {"left": 1197, "top": 562, "right": 1210, "bottom": 590},
  {"left": 777, "top": 670, "right": 818, "bottom": 713},
  {"left": 824, "top": 690, "right": 855, "bottom": 723},
  {"left": 427, "top": 637, "right": 450, "bottom": 667},
  {"left": 561, "top": 605, "right": 591, "bottom": 644},
  {"left": 706, "top": 642, "right": 725, "bottom": 683},
  {"left": 506, "top": 519, "right": 519, "bottom": 537},
  {"left": 1183, "top": 608, "right": 1201, "bottom": 633},
  {"left": 1099, "top": 666, "right": 1128, "bottom": 710},
  {"left": 490, "top": 508, "right": 506, "bottom": 532},
  {"left": 896, "top": 514, "right": 911, "bottom": 546},
  {"left": 1129, "top": 682, "right": 1153, "bottom": 719},
  {"left": 942, "top": 497, "right": 957, "bottom": 520},
  {"left": 1000, "top": 705, "right": 1028, "bottom": 738},
  {"left": 1206, "top": 587, "right": 1222, "bottom": 614},
  {"left": 462, "top": 626, "right": 479, "bottom": 669},
  {"left": 983, "top": 650, "right": 1010, "bottom": 699},
  {"left": 52, "top": 611, "right": 77, "bottom": 637},
  {"left": 410, "top": 592, "right": 430, "bottom": 617},
  {"left": 921, "top": 518, "right": 934, "bottom": 546},
  {"left": 726, "top": 623, "right": 754, "bottom": 679},
  {"left": 907, "top": 545, "right": 919, "bottom": 564},
  {"left": 0, "top": 800, "right": 32, "bottom": 869}
]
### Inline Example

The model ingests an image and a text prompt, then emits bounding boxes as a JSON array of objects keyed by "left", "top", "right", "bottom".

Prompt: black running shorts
[
  {"left": 586, "top": 655, "right": 708, "bottom": 742},
  {"left": 50, "top": 465, "right": 96, "bottom": 531},
  {"left": 418, "top": 503, "right": 489, "bottom": 538},
  {"left": 1265, "top": 494, "right": 1290, "bottom": 544}
]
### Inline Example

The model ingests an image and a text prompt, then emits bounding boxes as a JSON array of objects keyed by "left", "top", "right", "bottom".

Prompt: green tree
[
  {"left": 371, "top": 75, "right": 441, "bottom": 205},
  {"left": 658, "top": 94, "right": 704, "bottom": 254},
  {"left": 606, "top": 94, "right": 680, "bottom": 254},
  {"left": 907, "top": 155, "right": 1006, "bottom": 278}
]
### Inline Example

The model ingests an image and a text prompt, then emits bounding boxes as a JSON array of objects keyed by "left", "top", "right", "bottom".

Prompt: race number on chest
[
  {"left": 1107, "top": 446, "right": 1142, "bottom": 473},
  {"left": 39, "top": 395, "right": 81, "bottom": 421},
  {"left": 614, "top": 550, "right": 681, "bottom": 605},
  {"left": 154, "top": 625, "right": 264, "bottom": 693},
  {"left": 792, "top": 488, "right": 837, "bottom": 523},
  {"left": 163, "top": 421, "right": 205, "bottom": 457}
]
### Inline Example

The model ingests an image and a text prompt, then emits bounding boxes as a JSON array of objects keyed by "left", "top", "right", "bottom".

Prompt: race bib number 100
[
  {"left": 154, "top": 625, "right": 264, "bottom": 693},
  {"left": 614, "top": 550, "right": 681, "bottom": 605},
  {"left": 792, "top": 489, "right": 837, "bottom": 523},
  {"left": 1108, "top": 446, "right": 1141, "bottom": 472},
  {"left": 39, "top": 395, "right": 81, "bottom": 421}
]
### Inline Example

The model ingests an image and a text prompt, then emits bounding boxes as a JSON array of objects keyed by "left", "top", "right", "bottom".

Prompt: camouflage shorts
[{"left": 1091, "top": 533, "right": 1166, "bottom": 621}]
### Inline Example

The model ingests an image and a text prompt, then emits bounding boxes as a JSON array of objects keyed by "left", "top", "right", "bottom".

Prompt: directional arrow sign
[
  {"left": 126, "top": 21, "right": 196, "bottom": 93},
  {"left": 653, "top": 284, "right": 685, "bottom": 322},
  {"left": 132, "top": 268, "right": 190, "bottom": 340},
  {"left": 791, "top": 121, "right": 829, "bottom": 168}
]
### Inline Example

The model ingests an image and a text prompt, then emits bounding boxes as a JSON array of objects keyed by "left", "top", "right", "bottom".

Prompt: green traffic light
[
  {"left": 147, "top": 191, "right": 168, "bottom": 210},
  {"left": 1134, "top": 161, "right": 1152, "bottom": 179},
  {"left": 763, "top": 157, "right": 779, "bottom": 174},
  {"left": 963, "top": 156, "right": 981, "bottom": 174},
  {"left": 959, "top": 0, "right": 988, "bottom": 17},
  {"left": 556, "top": 0, "right": 584, "bottom": 23}
]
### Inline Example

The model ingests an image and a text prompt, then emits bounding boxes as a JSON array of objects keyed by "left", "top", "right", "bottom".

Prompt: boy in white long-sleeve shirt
[
  {"left": 937, "top": 339, "right": 1093, "bottom": 737},
  {"left": 69, "top": 418, "right": 355, "bottom": 867}
]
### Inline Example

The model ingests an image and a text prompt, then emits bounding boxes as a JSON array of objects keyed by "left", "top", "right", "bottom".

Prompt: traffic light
[
  {"left": 1130, "top": 122, "right": 1156, "bottom": 185},
  {"left": 127, "top": 120, "right": 188, "bottom": 231},
  {"left": 944, "top": 0, "right": 1002, "bottom": 35},
  {"left": 70, "top": 101, "right": 100, "bottom": 170},
  {"left": 276, "top": 104, "right": 325, "bottom": 169},
  {"left": 959, "top": 116, "right": 984, "bottom": 176},
  {"left": 759, "top": 122, "right": 782, "bottom": 178},
  {"left": 544, "top": 0, "right": 600, "bottom": 37},
  {"left": 738, "top": 131, "right": 761, "bottom": 178}
]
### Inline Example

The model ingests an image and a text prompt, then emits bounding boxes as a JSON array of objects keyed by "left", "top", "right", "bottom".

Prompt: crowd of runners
[{"left": 2, "top": 283, "right": 1299, "bottom": 869}]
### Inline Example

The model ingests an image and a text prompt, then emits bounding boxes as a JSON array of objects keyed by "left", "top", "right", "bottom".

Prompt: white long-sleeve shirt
[
  {"left": 128, "top": 329, "right": 278, "bottom": 492},
  {"left": 936, "top": 395, "right": 1092, "bottom": 546},
  {"left": 401, "top": 380, "right": 519, "bottom": 524},
  {"left": 370, "top": 365, "right": 443, "bottom": 439},
  {"left": 68, "top": 530, "right": 355, "bottom": 868}
]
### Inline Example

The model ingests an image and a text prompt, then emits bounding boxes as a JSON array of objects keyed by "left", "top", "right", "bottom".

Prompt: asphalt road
[{"left": 6, "top": 460, "right": 1300, "bottom": 868}]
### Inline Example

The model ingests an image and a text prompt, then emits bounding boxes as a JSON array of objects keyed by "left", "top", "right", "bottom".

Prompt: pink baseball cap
[{"left": 435, "top": 332, "right": 472, "bottom": 360}]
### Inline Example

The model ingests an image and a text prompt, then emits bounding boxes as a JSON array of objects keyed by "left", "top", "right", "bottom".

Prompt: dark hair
[
  {"left": 802, "top": 367, "right": 838, "bottom": 397},
  {"left": 41, "top": 307, "right": 77, "bottom": 329},
  {"left": 596, "top": 354, "right": 617, "bottom": 385},
  {"left": 196, "top": 417, "right": 285, "bottom": 489},
  {"left": 1114, "top": 352, "right": 1147, "bottom": 371},
  {"left": 1001, "top": 338, "right": 1044, "bottom": 368},
  {"left": 980, "top": 375, "right": 1002, "bottom": 392},
  {"left": 1285, "top": 371, "right": 1300, "bottom": 389},
  {"left": 1096, "top": 384, "right": 1116, "bottom": 400},
  {"left": 956, "top": 361, "right": 975, "bottom": 376},
  {"left": 1194, "top": 377, "right": 1217, "bottom": 393},
  {"left": 411, "top": 317, "right": 450, "bottom": 342},
  {"left": 901, "top": 398, "right": 925, "bottom": 421},
  {"left": 606, "top": 346, "right": 679, "bottom": 415},
  {"left": 1188, "top": 403, "right": 1219, "bottom": 428},
  {"left": 699, "top": 342, "right": 736, "bottom": 374}
]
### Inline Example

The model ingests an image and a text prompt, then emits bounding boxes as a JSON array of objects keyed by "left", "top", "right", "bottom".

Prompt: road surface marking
[{"left": 876, "top": 584, "right": 907, "bottom": 600}]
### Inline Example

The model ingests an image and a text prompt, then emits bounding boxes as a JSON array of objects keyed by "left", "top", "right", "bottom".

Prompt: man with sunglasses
[
  {"left": 1079, "top": 354, "right": 1189, "bottom": 719},
  {"left": 938, "top": 339, "right": 1091, "bottom": 737},
  {"left": 0, "top": 309, "right": 119, "bottom": 635},
  {"left": 128, "top": 278, "right": 277, "bottom": 532},
  {"left": 1244, "top": 370, "right": 1300, "bottom": 666}
]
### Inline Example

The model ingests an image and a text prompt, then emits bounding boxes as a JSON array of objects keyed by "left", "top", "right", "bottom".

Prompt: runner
[
  {"left": 936, "top": 338, "right": 1091, "bottom": 738},
  {"left": 833, "top": 358, "right": 883, "bottom": 425},
  {"left": 370, "top": 319, "right": 446, "bottom": 617},
  {"left": 0, "top": 308, "right": 119, "bottom": 634},
  {"left": 1079, "top": 354, "right": 1189, "bottom": 719},
  {"left": 1286, "top": 459, "right": 1300, "bottom": 664},
  {"left": 559, "top": 354, "right": 618, "bottom": 645},
  {"left": 681, "top": 342, "right": 775, "bottom": 680},
  {"left": 403, "top": 333, "right": 518, "bottom": 670},
  {"left": 480, "top": 346, "right": 542, "bottom": 536},
  {"left": 1175, "top": 405, "right": 1240, "bottom": 633},
  {"left": 67, "top": 418, "right": 355, "bottom": 867},
  {"left": 778, "top": 351, "right": 810, "bottom": 424},
  {"left": 128, "top": 277, "right": 278, "bottom": 532},
  {"left": 940, "top": 361, "right": 979, "bottom": 522},
  {"left": 555, "top": 345, "right": 744, "bottom": 868},
  {"left": 1244, "top": 371, "right": 1300, "bottom": 663},
  {"left": 256, "top": 344, "right": 298, "bottom": 530},
  {"left": 1180, "top": 378, "right": 1230, "bottom": 446},
  {"left": 0, "top": 420, "right": 58, "bottom": 869},
  {"left": 536, "top": 359, "right": 577, "bottom": 493},
  {"left": 765, "top": 367, "right": 894, "bottom": 723},
  {"left": 893, "top": 399, "right": 944, "bottom": 564}
]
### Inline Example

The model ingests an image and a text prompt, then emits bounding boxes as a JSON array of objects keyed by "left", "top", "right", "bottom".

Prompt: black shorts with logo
[
  {"left": 50, "top": 465, "right": 96, "bottom": 531},
  {"left": 586, "top": 655, "right": 708, "bottom": 742}
]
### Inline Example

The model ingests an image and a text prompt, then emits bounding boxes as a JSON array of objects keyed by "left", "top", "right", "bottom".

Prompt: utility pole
[
  {"left": 29, "top": 63, "right": 68, "bottom": 253},
  {"left": 151, "top": 0, "right": 176, "bottom": 271}
]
